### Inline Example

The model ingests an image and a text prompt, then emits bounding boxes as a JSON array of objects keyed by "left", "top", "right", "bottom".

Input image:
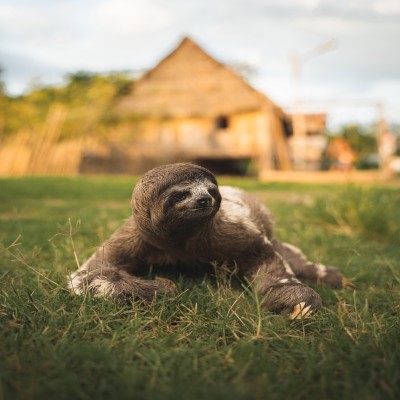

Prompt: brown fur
[{"left": 68, "top": 163, "right": 351, "bottom": 316}]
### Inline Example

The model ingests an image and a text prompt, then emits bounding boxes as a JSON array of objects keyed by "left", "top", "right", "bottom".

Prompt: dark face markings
[
  {"left": 160, "top": 179, "right": 221, "bottom": 225},
  {"left": 172, "top": 191, "right": 190, "bottom": 202}
]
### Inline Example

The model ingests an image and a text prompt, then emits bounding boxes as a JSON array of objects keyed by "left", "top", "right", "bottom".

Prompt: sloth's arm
[
  {"left": 66, "top": 218, "right": 177, "bottom": 299},
  {"left": 240, "top": 241, "right": 322, "bottom": 319},
  {"left": 270, "top": 238, "right": 354, "bottom": 288}
]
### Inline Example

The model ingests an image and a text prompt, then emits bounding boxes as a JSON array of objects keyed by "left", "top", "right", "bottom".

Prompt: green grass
[{"left": 0, "top": 176, "right": 399, "bottom": 400}]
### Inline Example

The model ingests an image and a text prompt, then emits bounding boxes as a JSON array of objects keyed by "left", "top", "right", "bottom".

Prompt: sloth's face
[
  {"left": 161, "top": 178, "right": 221, "bottom": 228},
  {"left": 132, "top": 163, "right": 222, "bottom": 239}
]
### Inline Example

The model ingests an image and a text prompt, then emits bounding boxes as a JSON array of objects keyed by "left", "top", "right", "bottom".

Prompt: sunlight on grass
[
  {"left": 311, "top": 185, "right": 400, "bottom": 242},
  {"left": 0, "top": 177, "right": 399, "bottom": 400}
]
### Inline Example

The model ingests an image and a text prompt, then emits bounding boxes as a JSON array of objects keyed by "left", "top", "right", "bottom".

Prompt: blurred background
[{"left": 0, "top": 0, "right": 399, "bottom": 178}]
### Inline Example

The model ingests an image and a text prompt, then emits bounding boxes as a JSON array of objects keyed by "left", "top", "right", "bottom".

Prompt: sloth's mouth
[{"left": 191, "top": 206, "right": 213, "bottom": 211}]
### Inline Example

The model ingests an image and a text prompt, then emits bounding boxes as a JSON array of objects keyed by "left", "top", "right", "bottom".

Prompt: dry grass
[{"left": 0, "top": 105, "right": 86, "bottom": 176}]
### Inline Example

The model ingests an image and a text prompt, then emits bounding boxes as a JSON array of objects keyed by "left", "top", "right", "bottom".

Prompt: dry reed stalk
[
  {"left": 0, "top": 104, "right": 88, "bottom": 176},
  {"left": 56, "top": 139, "right": 85, "bottom": 174},
  {"left": 28, "top": 104, "right": 67, "bottom": 174},
  {"left": 0, "top": 130, "right": 32, "bottom": 175}
]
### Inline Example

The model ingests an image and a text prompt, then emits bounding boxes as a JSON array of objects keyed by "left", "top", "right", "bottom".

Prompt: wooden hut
[
  {"left": 290, "top": 113, "right": 328, "bottom": 170},
  {"left": 114, "top": 37, "right": 292, "bottom": 175}
]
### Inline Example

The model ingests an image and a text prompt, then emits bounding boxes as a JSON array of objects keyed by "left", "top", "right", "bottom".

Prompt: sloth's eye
[
  {"left": 173, "top": 192, "right": 188, "bottom": 202},
  {"left": 208, "top": 188, "right": 218, "bottom": 197}
]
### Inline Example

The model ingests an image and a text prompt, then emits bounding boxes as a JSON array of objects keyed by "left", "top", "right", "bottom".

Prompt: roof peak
[
  {"left": 117, "top": 36, "right": 283, "bottom": 118},
  {"left": 176, "top": 36, "right": 205, "bottom": 51},
  {"left": 180, "top": 35, "right": 197, "bottom": 43}
]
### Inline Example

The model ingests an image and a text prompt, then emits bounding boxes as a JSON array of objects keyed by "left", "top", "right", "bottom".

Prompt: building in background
[
  {"left": 290, "top": 113, "right": 328, "bottom": 170},
  {"left": 101, "top": 37, "right": 293, "bottom": 176},
  {"left": 0, "top": 37, "right": 331, "bottom": 177}
]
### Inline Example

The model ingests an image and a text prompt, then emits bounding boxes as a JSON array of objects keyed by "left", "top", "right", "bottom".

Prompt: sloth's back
[{"left": 217, "top": 186, "right": 274, "bottom": 240}]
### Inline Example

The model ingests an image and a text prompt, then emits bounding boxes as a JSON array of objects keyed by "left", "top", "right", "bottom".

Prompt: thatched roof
[{"left": 118, "top": 37, "right": 284, "bottom": 119}]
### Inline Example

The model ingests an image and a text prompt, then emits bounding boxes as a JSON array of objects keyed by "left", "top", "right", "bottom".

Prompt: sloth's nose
[{"left": 197, "top": 195, "right": 212, "bottom": 207}]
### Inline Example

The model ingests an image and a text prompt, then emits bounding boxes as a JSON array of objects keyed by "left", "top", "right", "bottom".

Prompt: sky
[{"left": 1, "top": 0, "right": 400, "bottom": 128}]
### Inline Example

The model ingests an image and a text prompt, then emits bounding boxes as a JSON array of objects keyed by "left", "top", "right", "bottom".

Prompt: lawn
[{"left": 0, "top": 176, "right": 399, "bottom": 400}]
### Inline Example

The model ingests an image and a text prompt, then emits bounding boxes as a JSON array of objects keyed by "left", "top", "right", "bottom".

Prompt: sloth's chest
[
  {"left": 143, "top": 240, "right": 228, "bottom": 267},
  {"left": 142, "top": 221, "right": 264, "bottom": 268}
]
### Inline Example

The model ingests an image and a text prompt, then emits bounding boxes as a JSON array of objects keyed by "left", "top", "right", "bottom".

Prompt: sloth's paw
[
  {"left": 153, "top": 276, "right": 178, "bottom": 295},
  {"left": 68, "top": 268, "right": 178, "bottom": 300},
  {"left": 261, "top": 283, "right": 322, "bottom": 318},
  {"left": 342, "top": 277, "right": 356, "bottom": 290},
  {"left": 315, "top": 265, "right": 355, "bottom": 290}
]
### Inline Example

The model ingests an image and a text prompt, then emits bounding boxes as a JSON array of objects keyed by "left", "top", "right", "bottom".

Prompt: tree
[
  {"left": 0, "top": 66, "right": 5, "bottom": 96},
  {"left": 325, "top": 124, "right": 379, "bottom": 170},
  {"left": 0, "top": 70, "right": 136, "bottom": 140}
]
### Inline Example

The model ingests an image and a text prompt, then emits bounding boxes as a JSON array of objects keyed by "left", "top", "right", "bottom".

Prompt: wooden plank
[{"left": 258, "top": 170, "right": 392, "bottom": 183}]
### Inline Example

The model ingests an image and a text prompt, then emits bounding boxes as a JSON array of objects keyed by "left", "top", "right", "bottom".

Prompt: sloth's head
[{"left": 132, "top": 163, "right": 221, "bottom": 241}]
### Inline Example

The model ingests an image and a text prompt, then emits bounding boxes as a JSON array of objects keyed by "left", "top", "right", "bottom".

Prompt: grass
[{"left": 0, "top": 176, "right": 399, "bottom": 400}]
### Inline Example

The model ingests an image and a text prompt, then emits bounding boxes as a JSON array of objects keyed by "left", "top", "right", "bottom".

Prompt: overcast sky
[{"left": 1, "top": 0, "right": 400, "bottom": 127}]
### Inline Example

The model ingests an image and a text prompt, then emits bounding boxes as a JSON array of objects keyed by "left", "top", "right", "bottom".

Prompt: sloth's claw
[
  {"left": 154, "top": 276, "right": 178, "bottom": 294},
  {"left": 342, "top": 277, "right": 356, "bottom": 290},
  {"left": 289, "top": 302, "right": 313, "bottom": 320}
]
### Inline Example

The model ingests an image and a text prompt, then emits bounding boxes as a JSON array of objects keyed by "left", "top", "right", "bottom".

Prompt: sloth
[{"left": 68, "top": 163, "right": 353, "bottom": 319}]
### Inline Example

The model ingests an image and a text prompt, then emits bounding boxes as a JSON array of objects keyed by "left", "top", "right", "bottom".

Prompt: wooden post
[
  {"left": 270, "top": 111, "right": 292, "bottom": 170},
  {"left": 256, "top": 109, "right": 273, "bottom": 178}
]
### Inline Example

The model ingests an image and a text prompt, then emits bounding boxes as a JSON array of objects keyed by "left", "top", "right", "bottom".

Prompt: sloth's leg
[
  {"left": 69, "top": 268, "right": 177, "bottom": 300},
  {"left": 67, "top": 252, "right": 177, "bottom": 300},
  {"left": 67, "top": 218, "right": 177, "bottom": 300},
  {"left": 245, "top": 249, "right": 322, "bottom": 319},
  {"left": 68, "top": 266, "right": 177, "bottom": 300},
  {"left": 271, "top": 238, "right": 354, "bottom": 289}
]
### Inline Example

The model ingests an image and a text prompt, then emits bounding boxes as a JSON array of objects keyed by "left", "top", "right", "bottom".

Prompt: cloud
[
  {"left": 91, "top": 0, "right": 174, "bottom": 35},
  {"left": 0, "top": 2, "right": 89, "bottom": 63},
  {"left": 0, "top": 51, "right": 67, "bottom": 94},
  {"left": 0, "top": 0, "right": 399, "bottom": 123},
  {"left": 372, "top": 0, "right": 400, "bottom": 14}
]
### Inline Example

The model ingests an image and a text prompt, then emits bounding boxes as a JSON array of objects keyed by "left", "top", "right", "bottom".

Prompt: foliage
[
  {"left": 340, "top": 124, "right": 377, "bottom": 157},
  {"left": 325, "top": 124, "right": 379, "bottom": 170},
  {"left": 0, "top": 177, "right": 399, "bottom": 400},
  {"left": 0, "top": 67, "right": 5, "bottom": 96},
  {"left": 0, "top": 71, "right": 135, "bottom": 141},
  {"left": 228, "top": 61, "right": 258, "bottom": 82},
  {"left": 311, "top": 185, "right": 400, "bottom": 242},
  {"left": 392, "top": 124, "right": 400, "bottom": 157}
]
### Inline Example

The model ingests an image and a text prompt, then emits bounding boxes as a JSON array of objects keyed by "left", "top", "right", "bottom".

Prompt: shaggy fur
[{"left": 68, "top": 163, "right": 352, "bottom": 318}]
